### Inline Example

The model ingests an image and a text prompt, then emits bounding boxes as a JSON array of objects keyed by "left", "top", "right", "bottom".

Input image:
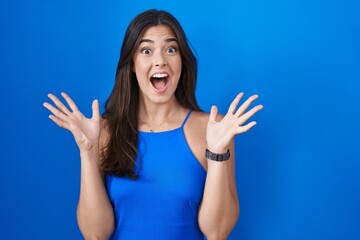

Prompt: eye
[
  {"left": 141, "top": 48, "right": 152, "bottom": 54},
  {"left": 166, "top": 47, "right": 177, "bottom": 54}
]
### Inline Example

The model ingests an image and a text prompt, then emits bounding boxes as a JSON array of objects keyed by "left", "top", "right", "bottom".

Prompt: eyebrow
[{"left": 139, "top": 38, "right": 178, "bottom": 44}]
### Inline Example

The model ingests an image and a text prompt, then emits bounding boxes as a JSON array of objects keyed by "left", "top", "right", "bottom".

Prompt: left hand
[{"left": 206, "top": 92, "right": 263, "bottom": 153}]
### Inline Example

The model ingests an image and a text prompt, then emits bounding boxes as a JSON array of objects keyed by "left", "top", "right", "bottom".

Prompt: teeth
[{"left": 152, "top": 73, "right": 168, "bottom": 78}]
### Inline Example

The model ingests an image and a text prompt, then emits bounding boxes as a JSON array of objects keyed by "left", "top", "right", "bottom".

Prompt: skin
[
  {"left": 134, "top": 25, "right": 184, "bottom": 128},
  {"left": 43, "top": 25, "right": 263, "bottom": 240}
]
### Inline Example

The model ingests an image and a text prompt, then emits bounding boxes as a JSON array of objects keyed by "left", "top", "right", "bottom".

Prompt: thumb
[
  {"left": 92, "top": 99, "right": 100, "bottom": 121},
  {"left": 209, "top": 105, "right": 218, "bottom": 123}
]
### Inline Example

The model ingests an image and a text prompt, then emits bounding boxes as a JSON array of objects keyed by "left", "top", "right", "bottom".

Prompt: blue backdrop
[{"left": 1, "top": 0, "right": 359, "bottom": 239}]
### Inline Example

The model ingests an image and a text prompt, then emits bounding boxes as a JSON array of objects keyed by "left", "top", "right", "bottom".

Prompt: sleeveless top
[{"left": 106, "top": 110, "right": 207, "bottom": 240}]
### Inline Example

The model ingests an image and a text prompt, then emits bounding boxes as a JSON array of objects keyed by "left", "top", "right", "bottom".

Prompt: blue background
[{"left": 1, "top": 0, "right": 359, "bottom": 239}]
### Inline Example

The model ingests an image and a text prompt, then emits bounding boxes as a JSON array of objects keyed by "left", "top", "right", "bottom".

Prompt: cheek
[
  {"left": 134, "top": 60, "right": 149, "bottom": 76},
  {"left": 169, "top": 57, "right": 182, "bottom": 74}
]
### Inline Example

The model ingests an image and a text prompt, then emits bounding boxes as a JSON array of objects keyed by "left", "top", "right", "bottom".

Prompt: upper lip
[{"left": 151, "top": 72, "right": 169, "bottom": 78}]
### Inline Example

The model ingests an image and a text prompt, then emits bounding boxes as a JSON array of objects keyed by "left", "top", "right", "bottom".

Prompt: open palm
[
  {"left": 206, "top": 93, "right": 263, "bottom": 153},
  {"left": 43, "top": 92, "right": 100, "bottom": 151}
]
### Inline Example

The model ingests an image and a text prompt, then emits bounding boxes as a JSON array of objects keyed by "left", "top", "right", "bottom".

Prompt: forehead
[{"left": 141, "top": 25, "right": 176, "bottom": 40}]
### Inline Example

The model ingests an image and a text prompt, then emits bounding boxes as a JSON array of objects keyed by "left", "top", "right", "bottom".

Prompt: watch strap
[{"left": 205, "top": 148, "right": 231, "bottom": 161}]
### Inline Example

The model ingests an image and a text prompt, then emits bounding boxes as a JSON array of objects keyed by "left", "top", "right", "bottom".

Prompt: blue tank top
[{"left": 106, "top": 110, "right": 207, "bottom": 240}]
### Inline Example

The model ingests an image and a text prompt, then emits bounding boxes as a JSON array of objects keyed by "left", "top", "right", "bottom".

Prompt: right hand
[{"left": 43, "top": 92, "right": 100, "bottom": 152}]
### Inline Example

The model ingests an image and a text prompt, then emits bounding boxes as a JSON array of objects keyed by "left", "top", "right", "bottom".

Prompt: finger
[
  {"left": 47, "top": 93, "right": 71, "bottom": 115},
  {"left": 43, "top": 102, "right": 69, "bottom": 122},
  {"left": 235, "top": 94, "right": 259, "bottom": 117},
  {"left": 238, "top": 104, "right": 263, "bottom": 125},
  {"left": 238, "top": 121, "right": 257, "bottom": 133},
  {"left": 61, "top": 92, "right": 79, "bottom": 112},
  {"left": 92, "top": 99, "right": 100, "bottom": 121},
  {"left": 227, "top": 92, "right": 244, "bottom": 114},
  {"left": 48, "top": 115, "right": 70, "bottom": 129},
  {"left": 209, "top": 105, "right": 218, "bottom": 123}
]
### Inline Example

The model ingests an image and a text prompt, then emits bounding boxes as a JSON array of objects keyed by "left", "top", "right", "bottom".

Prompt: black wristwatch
[{"left": 205, "top": 149, "right": 231, "bottom": 161}]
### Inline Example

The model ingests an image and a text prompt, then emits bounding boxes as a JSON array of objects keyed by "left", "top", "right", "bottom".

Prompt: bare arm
[
  {"left": 198, "top": 93, "right": 263, "bottom": 240},
  {"left": 77, "top": 147, "right": 114, "bottom": 239},
  {"left": 198, "top": 141, "right": 239, "bottom": 240},
  {"left": 43, "top": 92, "right": 114, "bottom": 239}
]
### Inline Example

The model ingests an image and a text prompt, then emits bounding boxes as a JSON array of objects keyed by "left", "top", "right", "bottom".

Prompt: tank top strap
[{"left": 181, "top": 109, "right": 192, "bottom": 128}]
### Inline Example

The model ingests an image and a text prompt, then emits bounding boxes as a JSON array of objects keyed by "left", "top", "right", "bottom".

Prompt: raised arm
[
  {"left": 43, "top": 92, "right": 114, "bottom": 239},
  {"left": 198, "top": 93, "right": 263, "bottom": 240}
]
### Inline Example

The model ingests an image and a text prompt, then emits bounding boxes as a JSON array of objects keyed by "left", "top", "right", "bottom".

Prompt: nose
[{"left": 154, "top": 51, "right": 167, "bottom": 67}]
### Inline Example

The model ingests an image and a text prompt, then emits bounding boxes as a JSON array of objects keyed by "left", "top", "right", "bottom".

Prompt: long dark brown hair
[{"left": 101, "top": 9, "right": 201, "bottom": 178}]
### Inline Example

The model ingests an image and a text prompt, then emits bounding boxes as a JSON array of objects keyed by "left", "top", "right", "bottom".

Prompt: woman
[{"left": 43, "top": 9, "right": 263, "bottom": 240}]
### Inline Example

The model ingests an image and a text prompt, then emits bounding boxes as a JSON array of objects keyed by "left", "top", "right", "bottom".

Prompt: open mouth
[{"left": 150, "top": 73, "right": 169, "bottom": 92}]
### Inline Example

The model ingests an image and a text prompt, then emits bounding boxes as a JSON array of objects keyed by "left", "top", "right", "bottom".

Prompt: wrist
[
  {"left": 205, "top": 148, "right": 231, "bottom": 162},
  {"left": 80, "top": 147, "right": 99, "bottom": 160},
  {"left": 206, "top": 145, "right": 229, "bottom": 154}
]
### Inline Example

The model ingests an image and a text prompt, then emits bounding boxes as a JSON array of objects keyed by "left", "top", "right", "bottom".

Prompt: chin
[{"left": 140, "top": 91, "right": 176, "bottom": 105}]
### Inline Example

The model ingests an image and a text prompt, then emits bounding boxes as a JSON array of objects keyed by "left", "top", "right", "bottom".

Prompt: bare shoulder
[
  {"left": 183, "top": 110, "right": 224, "bottom": 171},
  {"left": 186, "top": 110, "right": 224, "bottom": 137},
  {"left": 188, "top": 109, "right": 224, "bottom": 124},
  {"left": 187, "top": 110, "right": 209, "bottom": 129}
]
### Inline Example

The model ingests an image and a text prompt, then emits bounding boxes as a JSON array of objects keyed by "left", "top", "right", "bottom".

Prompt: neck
[{"left": 138, "top": 95, "right": 182, "bottom": 125}]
